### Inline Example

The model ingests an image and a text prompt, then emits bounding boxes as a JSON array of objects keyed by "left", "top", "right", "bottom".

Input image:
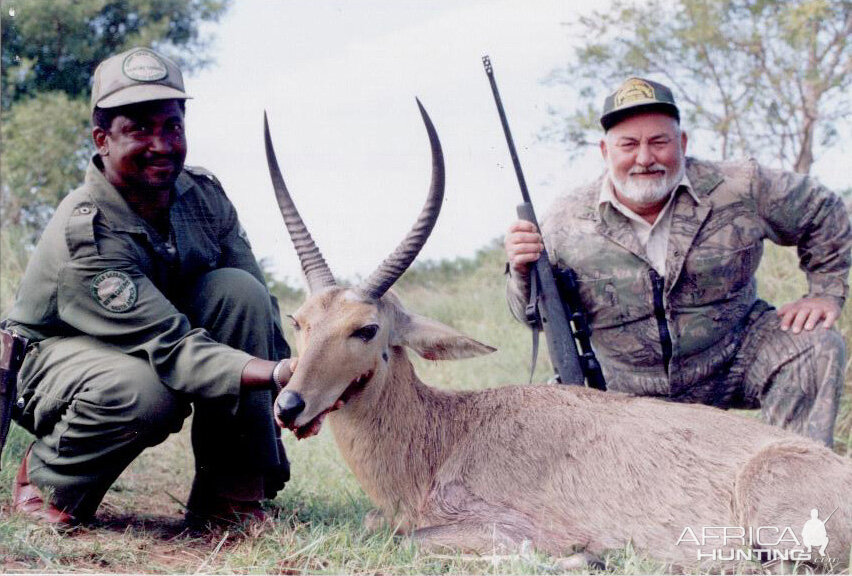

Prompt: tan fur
[{"left": 281, "top": 288, "right": 852, "bottom": 570}]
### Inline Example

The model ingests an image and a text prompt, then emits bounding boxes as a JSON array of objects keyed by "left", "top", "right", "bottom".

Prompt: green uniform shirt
[{"left": 4, "top": 158, "right": 288, "bottom": 406}]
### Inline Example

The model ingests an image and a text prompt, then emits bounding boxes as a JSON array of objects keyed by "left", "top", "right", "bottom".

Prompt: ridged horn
[
  {"left": 357, "top": 99, "right": 445, "bottom": 300},
  {"left": 264, "top": 112, "right": 337, "bottom": 293}
]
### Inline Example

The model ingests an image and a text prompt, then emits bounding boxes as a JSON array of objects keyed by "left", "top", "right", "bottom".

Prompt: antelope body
[{"left": 264, "top": 103, "right": 852, "bottom": 569}]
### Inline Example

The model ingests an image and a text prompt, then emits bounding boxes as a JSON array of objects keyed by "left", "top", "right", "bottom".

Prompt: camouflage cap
[
  {"left": 91, "top": 47, "right": 192, "bottom": 111},
  {"left": 600, "top": 77, "right": 679, "bottom": 131}
]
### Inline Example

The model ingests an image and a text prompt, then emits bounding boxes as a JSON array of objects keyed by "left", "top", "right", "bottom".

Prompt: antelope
[{"left": 264, "top": 102, "right": 852, "bottom": 570}]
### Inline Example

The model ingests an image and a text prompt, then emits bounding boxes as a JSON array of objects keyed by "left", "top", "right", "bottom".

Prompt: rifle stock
[{"left": 0, "top": 328, "right": 28, "bottom": 469}]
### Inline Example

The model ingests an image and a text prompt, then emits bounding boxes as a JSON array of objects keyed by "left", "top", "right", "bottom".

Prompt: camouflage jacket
[{"left": 507, "top": 157, "right": 851, "bottom": 396}]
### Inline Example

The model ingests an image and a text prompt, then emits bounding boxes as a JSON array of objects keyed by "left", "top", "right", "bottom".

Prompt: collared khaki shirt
[
  {"left": 4, "top": 158, "right": 288, "bottom": 405},
  {"left": 598, "top": 172, "right": 698, "bottom": 276}
]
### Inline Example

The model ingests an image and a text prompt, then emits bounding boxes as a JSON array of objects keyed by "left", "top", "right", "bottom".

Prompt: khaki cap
[
  {"left": 91, "top": 47, "right": 192, "bottom": 110},
  {"left": 600, "top": 77, "right": 679, "bottom": 131}
]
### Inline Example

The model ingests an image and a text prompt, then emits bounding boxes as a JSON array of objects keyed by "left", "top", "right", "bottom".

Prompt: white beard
[{"left": 610, "top": 158, "right": 685, "bottom": 205}]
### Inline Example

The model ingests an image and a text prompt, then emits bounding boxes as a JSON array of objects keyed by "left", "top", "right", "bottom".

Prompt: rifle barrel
[{"left": 482, "top": 55, "right": 533, "bottom": 207}]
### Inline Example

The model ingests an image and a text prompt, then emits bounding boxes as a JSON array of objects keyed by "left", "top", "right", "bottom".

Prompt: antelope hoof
[
  {"left": 362, "top": 509, "right": 387, "bottom": 533},
  {"left": 554, "top": 551, "right": 605, "bottom": 571}
]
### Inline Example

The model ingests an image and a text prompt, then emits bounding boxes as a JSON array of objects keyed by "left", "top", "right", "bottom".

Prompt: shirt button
[
  {"left": 16, "top": 397, "right": 25, "bottom": 409},
  {"left": 78, "top": 206, "right": 91, "bottom": 215}
]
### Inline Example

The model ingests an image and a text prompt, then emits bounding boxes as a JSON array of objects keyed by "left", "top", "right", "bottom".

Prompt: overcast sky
[{"left": 183, "top": 0, "right": 851, "bottom": 286}]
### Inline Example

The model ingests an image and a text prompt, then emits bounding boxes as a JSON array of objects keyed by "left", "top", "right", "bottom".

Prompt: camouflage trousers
[{"left": 668, "top": 301, "right": 845, "bottom": 447}]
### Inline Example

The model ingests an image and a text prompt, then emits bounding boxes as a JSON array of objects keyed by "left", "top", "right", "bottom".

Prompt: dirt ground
[{"left": 0, "top": 428, "right": 274, "bottom": 574}]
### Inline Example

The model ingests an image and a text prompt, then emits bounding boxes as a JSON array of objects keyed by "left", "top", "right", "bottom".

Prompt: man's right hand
[{"left": 505, "top": 220, "right": 544, "bottom": 275}]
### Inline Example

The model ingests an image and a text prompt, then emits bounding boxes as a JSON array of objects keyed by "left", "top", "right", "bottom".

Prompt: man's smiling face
[
  {"left": 601, "top": 112, "right": 687, "bottom": 207},
  {"left": 94, "top": 99, "right": 188, "bottom": 195}
]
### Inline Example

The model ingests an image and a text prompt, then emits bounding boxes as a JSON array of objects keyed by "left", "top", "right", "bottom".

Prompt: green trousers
[{"left": 15, "top": 268, "right": 289, "bottom": 519}]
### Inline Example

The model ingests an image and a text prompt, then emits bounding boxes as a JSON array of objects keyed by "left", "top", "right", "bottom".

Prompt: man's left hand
[{"left": 777, "top": 296, "right": 841, "bottom": 333}]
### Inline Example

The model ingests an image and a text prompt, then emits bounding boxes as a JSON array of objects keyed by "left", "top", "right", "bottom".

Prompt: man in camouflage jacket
[{"left": 505, "top": 77, "right": 850, "bottom": 447}]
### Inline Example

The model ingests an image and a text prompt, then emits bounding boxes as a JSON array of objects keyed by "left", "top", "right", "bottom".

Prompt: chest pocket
[
  {"left": 573, "top": 273, "right": 655, "bottom": 329},
  {"left": 677, "top": 241, "right": 762, "bottom": 305},
  {"left": 177, "top": 226, "right": 221, "bottom": 277},
  {"left": 566, "top": 238, "right": 654, "bottom": 330},
  {"left": 169, "top": 195, "right": 222, "bottom": 277}
]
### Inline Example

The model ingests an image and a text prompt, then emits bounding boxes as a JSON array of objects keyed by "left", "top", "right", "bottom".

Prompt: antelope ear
[{"left": 393, "top": 312, "right": 496, "bottom": 360}]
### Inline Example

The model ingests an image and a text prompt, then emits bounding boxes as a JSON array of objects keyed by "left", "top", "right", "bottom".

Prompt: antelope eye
[
  {"left": 351, "top": 324, "right": 379, "bottom": 342},
  {"left": 287, "top": 314, "right": 301, "bottom": 331}
]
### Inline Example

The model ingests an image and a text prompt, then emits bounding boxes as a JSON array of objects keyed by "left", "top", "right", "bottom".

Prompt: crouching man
[
  {"left": 505, "top": 77, "right": 850, "bottom": 446},
  {"left": 1, "top": 47, "right": 293, "bottom": 526}
]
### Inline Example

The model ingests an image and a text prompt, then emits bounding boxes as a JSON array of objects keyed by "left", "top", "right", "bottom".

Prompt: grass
[{"left": 0, "top": 228, "right": 850, "bottom": 573}]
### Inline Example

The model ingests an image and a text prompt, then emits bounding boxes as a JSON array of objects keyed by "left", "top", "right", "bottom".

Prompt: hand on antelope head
[{"left": 273, "top": 289, "right": 494, "bottom": 439}]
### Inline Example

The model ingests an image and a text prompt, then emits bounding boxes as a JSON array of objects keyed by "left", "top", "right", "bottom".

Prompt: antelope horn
[
  {"left": 264, "top": 112, "right": 337, "bottom": 293},
  {"left": 357, "top": 99, "right": 445, "bottom": 301}
]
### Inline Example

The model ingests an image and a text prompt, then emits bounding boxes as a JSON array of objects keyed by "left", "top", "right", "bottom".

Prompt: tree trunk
[{"left": 794, "top": 115, "right": 815, "bottom": 175}]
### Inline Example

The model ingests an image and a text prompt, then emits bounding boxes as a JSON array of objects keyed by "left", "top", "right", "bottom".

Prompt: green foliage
[
  {"left": 545, "top": 0, "right": 852, "bottom": 174},
  {"left": 258, "top": 258, "right": 306, "bottom": 305},
  {"left": 0, "top": 92, "right": 92, "bottom": 233},
  {"left": 1, "top": 0, "right": 230, "bottom": 110},
  {"left": 0, "top": 0, "right": 231, "bottom": 237},
  {"left": 396, "top": 238, "right": 505, "bottom": 290},
  {"left": 0, "top": 225, "right": 30, "bottom": 317}
]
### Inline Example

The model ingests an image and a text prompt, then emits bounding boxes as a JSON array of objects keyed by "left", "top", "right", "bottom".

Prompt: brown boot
[{"left": 12, "top": 445, "right": 76, "bottom": 526}]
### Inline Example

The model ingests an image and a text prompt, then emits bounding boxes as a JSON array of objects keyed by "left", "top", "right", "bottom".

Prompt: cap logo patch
[
  {"left": 91, "top": 270, "right": 138, "bottom": 313},
  {"left": 614, "top": 78, "right": 655, "bottom": 109},
  {"left": 122, "top": 50, "right": 168, "bottom": 82}
]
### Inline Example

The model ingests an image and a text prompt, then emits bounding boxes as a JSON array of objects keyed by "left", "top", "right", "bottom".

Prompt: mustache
[
  {"left": 628, "top": 164, "right": 667, "bottom": 175},
  {"left": 143, "top": 153, "right": 183, "bottom": 166}
]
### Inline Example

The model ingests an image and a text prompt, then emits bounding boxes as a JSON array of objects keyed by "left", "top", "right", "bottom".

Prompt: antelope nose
[{"left": 275, "top": 390, "right": 305, "bottom": 426}]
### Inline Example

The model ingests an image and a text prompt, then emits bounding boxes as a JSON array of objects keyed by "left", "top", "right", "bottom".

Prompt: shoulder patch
[
  {"left": 66, "top": 202, "right": 99, "bottom": 259},
  {"left": 184, "top": 165, "right": 221, "bottom": 186},
  {"left": 91, "top": 270, "right": 137, "bottom": 313}
]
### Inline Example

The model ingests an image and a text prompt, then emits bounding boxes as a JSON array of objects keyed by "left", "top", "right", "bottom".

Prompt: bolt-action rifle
[{"left": 482, "top": 55, "right": 605, "bottom": 390}]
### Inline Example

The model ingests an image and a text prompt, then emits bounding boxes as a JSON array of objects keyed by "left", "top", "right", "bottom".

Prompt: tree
[
  {"left": 0, "top": 0, "right": 230, "bottom": 235},
  {"left": 1, "top": 0, "right": 229, "bottom": 110},
  {"left": 0, "top": 92, "right": 92, "bottom": 231},
  {"left": 544, "top": 0, "right": 851, "bottom": 174}
]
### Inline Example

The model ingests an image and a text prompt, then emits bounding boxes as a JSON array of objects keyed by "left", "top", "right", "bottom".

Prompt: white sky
[{"left": 183, "top": 0, "right": 851, "bottom": 286}]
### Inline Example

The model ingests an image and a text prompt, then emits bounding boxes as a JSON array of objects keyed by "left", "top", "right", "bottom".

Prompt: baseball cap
[
  {"left": 91, "top": 47, "right": 192, "bottom": 110},
  {"left": 600, "top": 77, "right": 679, "bottom": 131}
]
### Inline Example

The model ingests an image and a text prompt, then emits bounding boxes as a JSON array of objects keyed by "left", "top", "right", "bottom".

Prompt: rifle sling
[{"left": 526, "top": 272, "right": 541, "bottom": 384}]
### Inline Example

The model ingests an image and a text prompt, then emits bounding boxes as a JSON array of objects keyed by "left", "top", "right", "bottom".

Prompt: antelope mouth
[{"left": 290, "top": 369, "right": 373, "bottom": 439}]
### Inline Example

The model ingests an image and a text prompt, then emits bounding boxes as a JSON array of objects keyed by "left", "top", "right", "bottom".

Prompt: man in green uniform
[
  {"left": 504, "top": 77, "right": 850, "bottom": 447},
  {"left": 2, "top": 47, "right": 293, "bottom": 526}
]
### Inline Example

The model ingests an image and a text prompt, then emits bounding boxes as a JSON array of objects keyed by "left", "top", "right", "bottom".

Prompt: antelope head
[{"left": 265, "top": 101, "right": 495, "bottom": 438}]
